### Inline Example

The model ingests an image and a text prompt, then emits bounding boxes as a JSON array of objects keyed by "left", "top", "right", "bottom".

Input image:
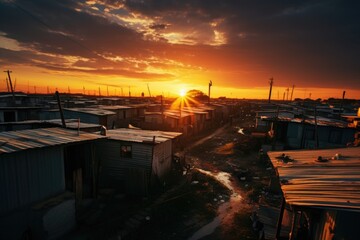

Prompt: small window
[{"left": 121, "top": 145, "right": 132, "bottom": 158}]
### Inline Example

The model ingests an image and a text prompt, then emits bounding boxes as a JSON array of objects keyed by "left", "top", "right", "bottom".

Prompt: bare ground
[
  {"left": 135, "top": 122, "right": 273, "bottom": 240},
  {"left": 64, "top": 120, "right": 276, "bottom": 240}
]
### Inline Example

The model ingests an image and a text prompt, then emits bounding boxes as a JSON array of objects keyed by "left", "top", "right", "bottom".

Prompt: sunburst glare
[{"left": 179, "top": 89, "right": 186, "bottom": 97}]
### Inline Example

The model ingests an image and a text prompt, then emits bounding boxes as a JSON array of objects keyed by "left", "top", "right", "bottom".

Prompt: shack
[
  {"left": 98, "top": 104, "right": 145, "bottom": 128},
  {"left": 267, "top": 147, "right": 360, "bottom": 239},
  {"left": 263, "top": 116, "right": 356, "bottom": 149},
  {"left": 64, "top": 108, "right": 117, "bottom": 129},
  {"left": 163, "top": 110, "right": 193, "bottom": 135},
  {"left": 97, "top": 128, "right": 182, "bottom": 195},
  {"left": 0, "top": 128, "right": 105, "bottom": 240},
  {"left": 0, "top": 106, "right": 42, "bottom": 122},
  {"left": 182, "top": 107, "right": 207, "bottom": 134}
]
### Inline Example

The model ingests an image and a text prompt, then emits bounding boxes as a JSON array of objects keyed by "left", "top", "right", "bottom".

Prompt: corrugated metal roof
[
  {"left": 106, "top": 128, "right": 182, "bottom": 144},
  {"left": 262, "top": 116, "right": 351, "bottom": 128},
  {"left": 0, "top": 119, "right": 101, "bottom": 129},
  {"left": 268, "top": 147, "right": 360, "bottom": 210},
  {"left": 0, "top": 127, "right": 105, "bottom": 154},
  {"left": 64, "top": 108, "right": 116, "bottom": 116},
  {"left": 46, "top": 119, "right": 102, "bottom": 128},
  {"left": 164, "top": 110, "right": 192, "bottom": 119},
  {"left": 145, "top": 112, "right": 162, "bottom": 115},
  {"left": 182, "top": 107, "right": 208, "bottom": 114},
  {"left": 98, "top": 105, "right": 132, "bottom": 110}
]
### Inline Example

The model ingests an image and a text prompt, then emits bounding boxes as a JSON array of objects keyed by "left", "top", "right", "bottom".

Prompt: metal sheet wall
[
  {"left": 0, "top": 147, "right": 65, "bottom": 214},
  {"left": 97, "top": 140, "right": 152, "bottom": 189},
  {"left": 152, "top": 140, "right": 172, "bottom": 181},
  {"left": 64, "top": 111, "right": 99, "bottom": 125}
]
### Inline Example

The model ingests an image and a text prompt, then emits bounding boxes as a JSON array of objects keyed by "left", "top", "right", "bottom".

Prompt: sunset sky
[{"left": 0, "top": 0, "right": 359, "bottom": 99}]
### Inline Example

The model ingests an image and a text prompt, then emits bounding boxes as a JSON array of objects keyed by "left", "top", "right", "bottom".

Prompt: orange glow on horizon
[{"left": 2, "top": 66, "right": 360, "bottom": 100}]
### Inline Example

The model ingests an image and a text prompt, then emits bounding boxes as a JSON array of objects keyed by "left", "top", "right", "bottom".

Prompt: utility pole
[
  {"left": 4, "top": 70, "right": 15, "bottom": 101},
  {"left": 290, "top": 85, "right": 295, "bottom": 101},
  {"left": 208, "top": 80, "right": 212, "bottom": 104},
  {"left": 341, "top": 90, "right": 346, "bottom": 113},
  {"left": 55, "top": 91, "right": 66, "bottom": 128},
  {"left": 147, "top": 83, "right": 151, "bottom": 97},
  {"left": 98, "top": 87, "right": 101, "bottom": 96},
  {"left": 314, "top": 106, "right": 319, "bottom": 149},
  {"left": 107, "top": 85, "right": 109, "bottom": 96},
  {"left": 268, "top": 78, "right": 273, "bottom": 103},
  {"left": 128, "top": 86, "right": 131, "bottom": 98},
  {"left": 286, "top": 87, "right": 289, "bottom": 101},
  {"left": 5, "top": 78, "right": 10, "bottom": 92}
]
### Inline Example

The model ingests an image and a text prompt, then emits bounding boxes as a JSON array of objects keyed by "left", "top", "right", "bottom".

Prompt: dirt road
[
  {"left": 138, "top": 122, "right": 268, "bottom": 240},
  {"left": 63, "top": 120, "right": 272, "bottom": 240}
]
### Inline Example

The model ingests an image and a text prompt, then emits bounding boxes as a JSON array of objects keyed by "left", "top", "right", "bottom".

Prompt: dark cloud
[
  {"left": 149, "top": 23, "right": 168, "bottom": 30},
  {"left": 0, "top": 0, "right": 148, "bottom": 57},
  {"left": 122, "top": 0, "right": 360, "bottom": 88},
  {"left": 41, "top": 64, "right": 173, "bottom": 80},
  {"left": 0, "top": 0, "right": 359, "bottom": 89}
]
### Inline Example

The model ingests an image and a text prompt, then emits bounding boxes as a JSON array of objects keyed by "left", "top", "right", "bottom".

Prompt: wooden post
[
  {"left": 208, "top": 80, "right": 212, "bottom": 104},
  {"left": 276, "top": 196, "right": 286, "bottom": 239},
  {"left": 268, "top": 78, "right": 273, "bottom": 103},
  {"left": 4, "top": 70, "right": 15, "bottom": 103},
  {"left": 55, "top": 91, "right": 66, "bottom": 128},
  {"left": 314, "top": 106, "right": 319, "bottom": 149},
  {"left": 289, "top": 208, "right": 298, "bottom": 240}
]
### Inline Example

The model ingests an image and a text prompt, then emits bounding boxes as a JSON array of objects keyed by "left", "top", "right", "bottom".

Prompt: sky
[{"left": 0, "top": 0, "right": 359, "bottom": 99}]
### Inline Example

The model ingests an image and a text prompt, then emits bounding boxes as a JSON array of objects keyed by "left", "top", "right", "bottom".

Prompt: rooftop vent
[{"left": 100, "top": 126, "right": 107, "bottom": 136}]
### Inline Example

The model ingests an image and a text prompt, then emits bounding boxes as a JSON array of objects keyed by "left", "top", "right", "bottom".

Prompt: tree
[{"left": 186, "top": 89, "right": 209, "bottom": 103}]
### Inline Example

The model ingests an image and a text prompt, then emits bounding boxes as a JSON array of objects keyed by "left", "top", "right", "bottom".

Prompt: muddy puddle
[{"left": 188, "top": 169, "right": 243, "bottom": 240}]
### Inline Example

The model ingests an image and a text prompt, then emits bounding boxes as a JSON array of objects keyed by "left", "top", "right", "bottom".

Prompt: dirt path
[
  {"left": 63, "top": 121, "right": 269, "bottom": 240},
  {"left": 183, "top": 124, "right": 262, "bottom": 239},
  {"left": 134, "top": 122, "right": 267, "bottom": 240},
  {"left": 184, "top": 124, "right": 230, "bottom": 152}
]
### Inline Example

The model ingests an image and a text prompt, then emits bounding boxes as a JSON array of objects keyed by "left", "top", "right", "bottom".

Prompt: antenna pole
[
  {"left": 268, "top": 78, "right": 273, "bottom": 103},
  {"left": 4, "top": 70, "right": 15, "bottom": 101},
  {"left": 290, "top": 85, "right": 295, "bottom": 101},
  {"left": 208, "top": 80, "right": 212, "bottom": 104},
  {"left": 147, "top": 83, "right": 151, "bottom": 97}
]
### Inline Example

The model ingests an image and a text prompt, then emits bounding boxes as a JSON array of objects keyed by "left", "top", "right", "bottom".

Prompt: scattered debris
[{"left": 316, "top": 156, "right": 329, "bottom": 162}]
